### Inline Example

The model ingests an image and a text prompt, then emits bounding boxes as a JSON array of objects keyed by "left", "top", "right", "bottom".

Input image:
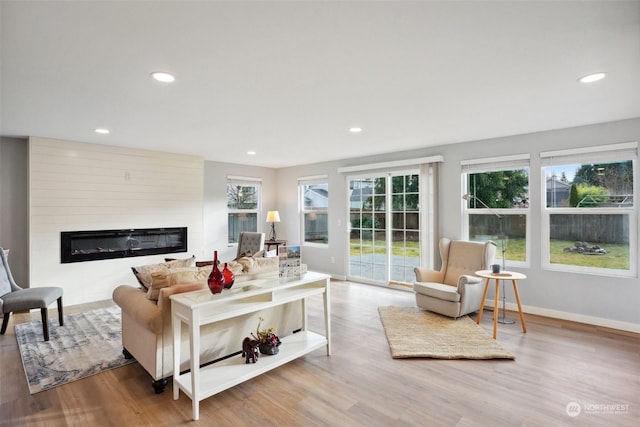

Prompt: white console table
[{"left": 170, "top": 271, "right": 331, "bottom": 420}]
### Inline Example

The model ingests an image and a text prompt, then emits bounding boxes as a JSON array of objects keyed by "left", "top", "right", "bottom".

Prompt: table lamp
[{"left": 266, "top": 210, "right": 280, "bottom": 241}]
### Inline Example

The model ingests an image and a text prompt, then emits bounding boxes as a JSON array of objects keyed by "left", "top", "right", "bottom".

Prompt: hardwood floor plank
[{"left": 1, "top": 280, "right": 638, "bottom": 426}]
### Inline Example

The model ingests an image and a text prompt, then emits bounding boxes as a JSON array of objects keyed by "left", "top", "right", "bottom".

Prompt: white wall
[
  {"left": 0, "top": 137, "right": 28, "bottom": 285},
  {"left": 203, "top": 160, "right": 277, "bottom": 263},
  {"left": 28, "top": 137, "right": 204, "bottom": 305},
  {"left": 278, "top": 118, "right": 640, "bottom": 331}
]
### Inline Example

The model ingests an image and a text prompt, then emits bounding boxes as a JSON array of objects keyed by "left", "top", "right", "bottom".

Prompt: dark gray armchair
[
  {"left": 236, "top": 232, "right": 265, "bottom": 259},
  {"left": 0, "top": 248, "right": 64, "bottom": 341}
]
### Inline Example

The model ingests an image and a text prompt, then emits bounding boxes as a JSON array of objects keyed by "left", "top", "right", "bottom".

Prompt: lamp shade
[{"left": 266, "top": 211, "right": 280, "bottom": 223}]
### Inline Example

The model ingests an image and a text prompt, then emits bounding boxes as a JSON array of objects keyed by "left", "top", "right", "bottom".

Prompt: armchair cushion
[{"left": 413, "top": 282, "right": 460, "bottom": 302}]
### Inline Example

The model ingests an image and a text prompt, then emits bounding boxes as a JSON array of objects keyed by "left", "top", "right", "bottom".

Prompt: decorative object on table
[
  {"left": 252, "top": 316, "right": 281, "bottom": 355},
  {"left": 241, "top": 337, "right": 260, "bottom": 363},
  {"left": 491, "top": 263, "right": 501, "bottom": 274},
  {"left": 463, "top": 193, "right": 513, "bottom": 324},
  {"left": 207, "top": 250, "right": 224, "bottom": 294},
  {"left": 378, "top": 306, "right": 515, "bottom": 360},
  {"left": 15, "top": 305, "right": 135, "bottom": 394},
  {"left": 266, "top": 210, "right": 280, "bottom": 241},
  {"left": 222, "top": 262, "right": 235, "bottom": 289},
  {"left": 279, "top": 245, "right": 302, "bottom": 278}
]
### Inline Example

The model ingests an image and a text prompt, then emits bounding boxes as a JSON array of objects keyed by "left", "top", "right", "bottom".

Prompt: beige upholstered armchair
[{"left": 413, "top": 238, "right": 496, "bottom": 318}]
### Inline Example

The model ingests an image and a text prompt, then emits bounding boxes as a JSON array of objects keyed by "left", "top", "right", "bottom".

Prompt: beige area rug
[{"left": 378, "top": 306, "right": 515, "bottom": 360}]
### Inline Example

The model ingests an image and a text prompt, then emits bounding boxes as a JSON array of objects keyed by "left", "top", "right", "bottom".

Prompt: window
[
  {"left": 462, "top": 155, "right": 530, "bottom": 267},
  {"left": 299, "top": 177, "right": 328, "bottom": 245},
  {"left": 227, "top": 177, "right": 261, "bottom": 244},
  {"left": 541, "top": 142, "right": 637, "bottom": 276}
]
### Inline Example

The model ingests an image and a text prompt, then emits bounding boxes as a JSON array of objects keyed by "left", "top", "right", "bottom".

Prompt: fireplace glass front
[{"left": 61, "top": 227, "right": 187, "bottom": 263}]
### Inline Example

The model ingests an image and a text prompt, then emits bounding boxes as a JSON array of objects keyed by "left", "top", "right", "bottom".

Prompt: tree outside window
[
  {"left": 465, "top": 168, "right": 529, "bottom": 264},
  {"left": 544, "top": 160, "right": 634, "bottom": 273},
  {"left": 227, "top": 182, "right": 260, "bottom": 244}
]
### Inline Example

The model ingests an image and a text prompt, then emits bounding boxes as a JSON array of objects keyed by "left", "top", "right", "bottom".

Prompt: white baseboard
[{"left": 484, "top": 299, "right": 640, "bottom": 334}]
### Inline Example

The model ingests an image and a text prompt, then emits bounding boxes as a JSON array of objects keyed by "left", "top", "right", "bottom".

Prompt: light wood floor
[{"left": 1, "top": 280, "right": 638, "bottom": 426}]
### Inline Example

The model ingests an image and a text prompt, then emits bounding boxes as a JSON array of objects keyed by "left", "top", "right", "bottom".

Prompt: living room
[{"left": 1, "top": 1, "right": 639, "bottom": 425}]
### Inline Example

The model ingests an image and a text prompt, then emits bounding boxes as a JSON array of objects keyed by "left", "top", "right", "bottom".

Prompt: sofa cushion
[
  {"left": 251, "top": 256, "right": 279, "bottom": 273},
  {"left": 413, "top": 282, "right": 461, "bottom": 303},
  {"left": 131, "top": 256, "right": 195, "bottom": 289},
  {"left": 147, "top": 265, "right": 211, "bottom": 301},
  {"left": 236, "top": 256, "right": 255, "bottom": 272},
  {"left": 224, "top": 261, "right": 244, "bottom": 275}
]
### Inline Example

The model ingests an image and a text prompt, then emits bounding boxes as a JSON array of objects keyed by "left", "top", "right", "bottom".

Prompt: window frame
[
  {"left": 299, "top": 176, "right": 329, "bottom": 247},
  {"left": 540, "top": 142, "right": 637, "bottom": 278},
  {"left": 461, "top": 154, "right": 531, "bottom": 269},
  {"left": 226, "top": 176, "right": 262, "bottom": 245}
]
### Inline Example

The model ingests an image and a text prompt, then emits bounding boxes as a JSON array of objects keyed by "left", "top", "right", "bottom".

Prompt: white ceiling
[{"left": 1, "top": 1, "right": 639, "bottom": 168}]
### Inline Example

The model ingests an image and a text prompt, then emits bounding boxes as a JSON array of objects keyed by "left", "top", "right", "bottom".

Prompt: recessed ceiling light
[
  {"left": 150, "top": 72, "right": 175, "bottom": 83},
  {"left": 247, "top": 151, "right": 256, "bottom": 155},
  {"left": 95, "top": 128, "right": 110, "bottom": 134},
  {"left": 349, "top": 127, "right": 363, "bottom": 133},
  {"left": 578, "top": 72, "right": 606, "bottom": 83}
]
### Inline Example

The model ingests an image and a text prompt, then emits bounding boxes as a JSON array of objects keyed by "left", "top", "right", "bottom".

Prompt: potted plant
[{"left": 252, "top": 316, "right": 282, "bottom": 355}]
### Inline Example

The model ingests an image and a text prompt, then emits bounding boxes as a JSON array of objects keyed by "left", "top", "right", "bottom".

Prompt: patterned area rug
[
  {"left": 15, "top": 306, "right": 134, "bottom": 394},
  {"left": 378, "top": 306, "right": 515, "bottom": 360}
]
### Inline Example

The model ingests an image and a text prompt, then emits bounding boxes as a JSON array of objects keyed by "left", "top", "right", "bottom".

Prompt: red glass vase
[
  {"left": 222, "top": 262, "right": 235, "bottom": 289},
  {"left": 207, "top": 251, "right": 224, "bottom": 294}
]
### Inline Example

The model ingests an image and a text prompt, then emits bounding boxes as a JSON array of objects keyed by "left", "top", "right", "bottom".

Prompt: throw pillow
[
  {"left": 131, "top": 255, "right": 195, "bottom": 289},
  {"left": 235, "top": 256, "right": 255, "bottom": 272},
  {"left": 147, "top": 266, "right": 212, "bottom": 300}
]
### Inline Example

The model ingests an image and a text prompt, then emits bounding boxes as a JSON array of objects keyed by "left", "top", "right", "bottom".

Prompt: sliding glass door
[{"left": 348, "top": 172, "right": 420, "bottom": 286}]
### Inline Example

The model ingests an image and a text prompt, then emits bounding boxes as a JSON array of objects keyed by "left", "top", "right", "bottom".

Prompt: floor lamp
[{"left": 463, "top": 193, "right": 513, "bottom": 324}]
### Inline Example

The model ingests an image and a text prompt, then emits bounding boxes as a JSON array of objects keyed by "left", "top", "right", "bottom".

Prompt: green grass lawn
[
  {"left": 350, "top": 238, "right": 629, "bottom": 270},
  {"left": 549, "top": 239, "right": 629, "bottom": 270}
]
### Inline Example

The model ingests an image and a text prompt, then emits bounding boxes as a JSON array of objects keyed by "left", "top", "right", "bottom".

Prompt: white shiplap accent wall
[{"left": 29, "top": 137, "right": 204, "bottom": 305}]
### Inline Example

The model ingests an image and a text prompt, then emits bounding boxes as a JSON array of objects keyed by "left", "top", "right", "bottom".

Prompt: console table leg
[
  {"left": 190, "top": 311, "right": 200, "bottom": 421},
  {"left": 324, "top": 278, "right": 331, "bottom": 355},
  {"left": 301, "top": 299, "right": 308, "bottom": 331}
]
